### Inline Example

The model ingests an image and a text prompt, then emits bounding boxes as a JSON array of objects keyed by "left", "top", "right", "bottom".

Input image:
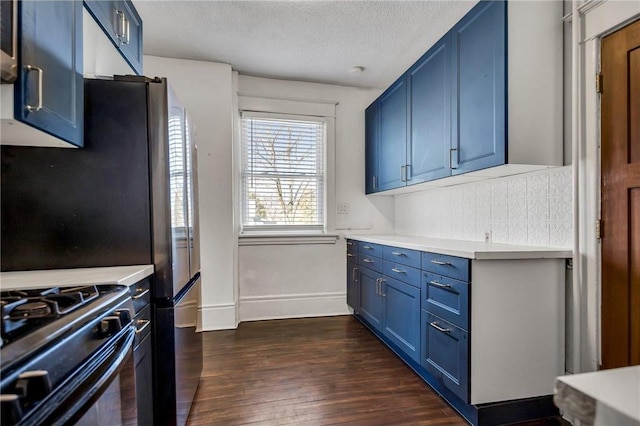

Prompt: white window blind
[{"left": 241, "top": 113, "right": 326, "bottom": 233}]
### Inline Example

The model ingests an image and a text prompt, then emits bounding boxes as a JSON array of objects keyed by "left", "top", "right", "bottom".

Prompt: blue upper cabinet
[
  {"left": 84, "top": 0, "right": 143, "bottom": 75},
  {"left": 407, "top": 32, "right": 453, "bottom": 184},
  {"left": 365, "top": 103, "right": 379, "bottom": 194},
  {"left": 377, "top": 76, "right": 408, "bottom": 191},
  {"left": 16, "top": 0, "right": 84, "bottom": 147},
  {"left": 361, "top": 0, "right": 559, "bottom": 194},
  {"left": 451, "top": 0, "right": 506, "bottom": 175}
]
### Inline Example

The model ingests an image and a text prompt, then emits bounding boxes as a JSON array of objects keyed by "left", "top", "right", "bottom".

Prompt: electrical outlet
[
  {"left": 337, "top": 203, "right": 349, "bottom": 214},
  {"left": 484, "top": 232, "right": 491, "bottom": 243}
]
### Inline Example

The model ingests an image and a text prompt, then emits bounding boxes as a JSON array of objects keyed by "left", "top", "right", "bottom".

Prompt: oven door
[{"left": 39, "top": 326, "right": 137, "bottom": 426}]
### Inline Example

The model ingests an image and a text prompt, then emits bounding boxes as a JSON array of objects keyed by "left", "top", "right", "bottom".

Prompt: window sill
[{"left": 238, "top": 233, "right": 339, "bottom": 246}]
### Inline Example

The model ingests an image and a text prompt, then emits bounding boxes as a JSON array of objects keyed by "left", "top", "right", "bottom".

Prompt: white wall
[
  {"left": 395, "top": 166, "right": 573, "bottom": 248},
  {"left": 144, "top": 56, "right": 237, "bottom": 330},
  {"left": 236, "top": 75, "right": 393, "bottom": 321}
]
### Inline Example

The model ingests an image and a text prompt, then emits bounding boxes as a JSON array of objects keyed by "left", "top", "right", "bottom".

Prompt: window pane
[{"left": 241, "top": 116, "right": 325, "bottom": 230}]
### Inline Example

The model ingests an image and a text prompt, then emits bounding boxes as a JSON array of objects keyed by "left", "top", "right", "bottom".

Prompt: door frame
[{"left": 575, "top": 2, "right": 640, "bottom": 372}]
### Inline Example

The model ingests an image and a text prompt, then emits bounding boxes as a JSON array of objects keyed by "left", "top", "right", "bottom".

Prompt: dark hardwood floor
[{"left": 186, "top": 315, "right": 466, "bottom": 425}]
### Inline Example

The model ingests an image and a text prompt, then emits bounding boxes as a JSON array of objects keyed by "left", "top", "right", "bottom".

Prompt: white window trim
[{"left": 237, "top": 95, "right": 337, "bottom": 243}]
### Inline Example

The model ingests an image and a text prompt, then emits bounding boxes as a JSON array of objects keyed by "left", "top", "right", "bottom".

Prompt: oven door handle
[{"left": 37, "top": 326, "right": 136, "bottom": 426}]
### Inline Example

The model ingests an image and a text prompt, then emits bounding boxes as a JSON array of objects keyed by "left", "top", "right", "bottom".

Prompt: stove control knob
[
  {"left": 115, "top": 308, "right": 132, "bottom": 324},
  {"left": 14, "top": 370, "right": 52, "bottom": 406},
  {"left": 1, "top": 394, "right": 23, "bottom": 425},
  {"left": 99, "top": 315, "right": 122, "bottom": 337}
]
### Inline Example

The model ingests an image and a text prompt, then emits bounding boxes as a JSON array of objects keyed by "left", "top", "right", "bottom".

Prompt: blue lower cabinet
[
  {"left": 358, "top": 266, "right": 383, "bottom": 332},
  {"left": 421, "top": 310, "right": 469, "bottom": 402},
  {"left": 382, "top": 276, "right": 421, "bottom": 363},
  {"left": 346, "top": 260, "right": 359, "bottom": 311}
]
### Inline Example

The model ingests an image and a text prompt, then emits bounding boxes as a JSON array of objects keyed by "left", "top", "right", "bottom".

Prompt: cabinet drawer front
[
  {"left": 129, "top": 277, "right": 151, "bottom": 313},
  {"left": 358, "top": 242, "right": 384, "bottom": 257},
  {"left": 359, "top": 254, "right": 382, "bottom": 273},
  {"left": 383, "top": 260, "right": 420, "bottom": 288},
  {"left": 382, "top": 245, "right": 421, "bottom": 269},
  {"left": 422, "top": 272, "right": 469, "bottom": 331},
  {"left": 421, "top": 252, "right": 470, "bottom": 282},
  {"left": 133, "top": 303, "right": 151, "bottom": 348},
  {"left": 421, "top": 311, "right": 469, "bottom": 402}
]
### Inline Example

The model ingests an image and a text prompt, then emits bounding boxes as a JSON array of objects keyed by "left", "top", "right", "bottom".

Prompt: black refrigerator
[{"left": 1, "top": 76, "right": 203, "bottom": 426}]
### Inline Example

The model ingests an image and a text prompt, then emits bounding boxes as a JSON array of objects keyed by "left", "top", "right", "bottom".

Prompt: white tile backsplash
[{"left": 394, "top": 166, "right": 573, "bottom": 248}]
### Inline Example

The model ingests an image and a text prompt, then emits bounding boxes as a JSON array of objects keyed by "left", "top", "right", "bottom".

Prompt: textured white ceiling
[{"left": 136, "top": 1, "right": 477, "bottom": 89}]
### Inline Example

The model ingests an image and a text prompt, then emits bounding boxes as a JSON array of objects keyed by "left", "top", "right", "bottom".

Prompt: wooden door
[{"left": 601, "top": 19, "right": 640, "bottom": 368}]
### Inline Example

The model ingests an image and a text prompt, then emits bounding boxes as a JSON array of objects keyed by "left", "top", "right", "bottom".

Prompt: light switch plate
[{"left": 337, "top": 203, "right": 349, "bottom": 214}]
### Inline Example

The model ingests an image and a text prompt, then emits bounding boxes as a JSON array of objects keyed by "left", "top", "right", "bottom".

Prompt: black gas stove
[{"left": 0, "top": 284, "right": 136, "bottom": 425}]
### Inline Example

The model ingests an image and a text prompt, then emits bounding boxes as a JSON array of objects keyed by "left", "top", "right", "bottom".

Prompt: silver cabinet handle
[
  {"left": 136, "top": 319, "right": 151, "bottom": 334},
  {"left": 347, "top": 241, "right": 354, "bottom": 246},
  {"left": 430, "top": 259, "right": 452, "bottom": 266},
  {"left": 375, "top": 278, "right": 380, "bottom": 295},
  {"left": 400, "top": 165, "right": 406, "bottom": 182},
  {"left": 25, "top": 65, "right": 43, "bottom": 112},
  {"left": 429, "top": 322, "right": 450, "bottom": 334},
  {"left": 391, "top": 268, "right": 405, "bottom": 274},
  {"left": 124, "top": 17, "right": 130, "bottom": 45},
  {"left": 115, "top": 9, "right": 129, "bottom": 44},
  {"left": 450, "top": 148, "right": 458, "bottom": 169},
  {"left": 429, "top": 280, "right": 451, "bottom": 289},
  {"left": 362, "top": 245, "right": 373, "bottom": 250},
  {"left": 347, "top": 253, "right": 355, "bottom": 257},
  {"left": 132, "top": 288, "right": 150, "bottom": 299},
  {"left": 391, "top": 251, "right": 406, "bottom": 257},
  {"left": 352, "top": 267, "right": 358, "bottom": 282},
  {"left": 405, "top": 164, "right": 411, "bottom": 181},
  {"left": 380, "top": 279, "right": 386, "bottom": 297},
  {"left": 362, "top": 258, "right": 373, "bottom": 263}
]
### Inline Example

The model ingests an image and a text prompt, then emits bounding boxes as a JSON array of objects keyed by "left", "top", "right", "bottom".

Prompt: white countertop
[
  {"left": 344, "top": 234, "right": 572, "bottom": 260},
  {"left": 0, "top": 265, "right": 154, "bottom": 290},
  {"left": 555, "top": 366, "right": 640, "bottom": 425}
]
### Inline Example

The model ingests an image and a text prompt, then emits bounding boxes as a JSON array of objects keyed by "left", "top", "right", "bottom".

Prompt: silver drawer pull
[
  {"left": 430, "top": 259, "right": 452, "bottom": 266},
  {"left": 347, "top": 241, "right": 354, "bottom": 246},
  {"left": 362, "top": 258, "right": 374, "bottom": 263},
  {"left": 391, "top": 268, "right": 406, "bottom": 274},
  {"left": 362, "top": 245, "right": 373, "bottom": 250},
  {"left": 136, "top": 319, "right": 151, "bottom": 334},
  {"left": 430, "top": 280, "right": 451, "bottom": 289},
  {"left": 391, "top": 251, "right": 406, "bottom": 256},
  {"left": 429, "top": 322, "right": 450, "bottom": 334},
  {"left": 132, "top": 288, "right": 150, "bottom": 299},
  {"left": 352, "top": 267, "right": 358, "bottom": 282},
  {"left": 347, "top": 253, "right": 355, "bottom": 257}
]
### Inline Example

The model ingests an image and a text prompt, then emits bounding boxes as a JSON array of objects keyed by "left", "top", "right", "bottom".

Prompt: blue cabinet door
[
  {"left": 16, "top": 0, "right": 83, "bottom": 147},
  {"left": 358, "top": 266, "right": 383, "bottom": 332},
  {"left": 451, "top": 0, "right": 506, "bottom": 175},
  {"left": 382, "top": 276, "right": 421, "bottom": 362},
  {"left": 408, "top": 33, "right": 453, "bottom": 184},
  {"left": 83, "top": 0, "right": 143, "bottom": 74},
  {"left": 347, "top": 260, "right": 359, "bottom": 311},
  {"left": 365, "top": 103, "right": 379, "bottom": 194},
  {"left": 377, "top": 76, "right": 408, "bottom": 191}
]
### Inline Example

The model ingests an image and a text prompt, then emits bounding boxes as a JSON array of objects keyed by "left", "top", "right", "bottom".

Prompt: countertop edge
[
  {"left": 0, "top": 265, "right": 155, "bottom": 290},
  {"left": 344, "top": 234, "right": 572, "bottom": 260}
]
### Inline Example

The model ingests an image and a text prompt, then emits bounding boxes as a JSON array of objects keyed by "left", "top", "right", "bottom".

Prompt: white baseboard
[
  {"left": 199, "top": 303, "right": 238, "bottom": 331},
  {"left": 239, "top": 292, "right": 350, "bottom": 322}
]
